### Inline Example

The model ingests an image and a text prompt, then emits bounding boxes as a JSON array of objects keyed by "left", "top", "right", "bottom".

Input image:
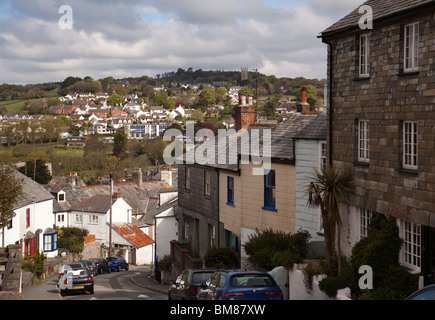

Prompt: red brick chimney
[
  {"left": 113, "top": 188, "right": 122, "bottom": 199},
  {"left": 297, "top": 86, "right": 313, "bottom": 113},
  {"left": 235, "top": 94, "right": 256, "bottom": 131}
]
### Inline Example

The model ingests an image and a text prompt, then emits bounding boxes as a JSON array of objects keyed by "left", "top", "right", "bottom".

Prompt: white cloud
[{"left": 0, "top": 0, "right": 366, "bottom": 84}]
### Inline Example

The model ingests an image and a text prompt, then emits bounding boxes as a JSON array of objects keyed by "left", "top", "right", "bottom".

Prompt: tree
[
  {"left": 107, "top": 94, "right": 122, "bottom": 106},
  {"left": 113, "top": 127, "right": 128, "bottom": 159},
  {"left": 0, "top": 165, "right": 23, "bottom": 229},
  {"left": 307, "top": 165, "right": 355, "bottom": 276},
  {"left": 19, "top": 159, "right": 52, "bottom": 184}
]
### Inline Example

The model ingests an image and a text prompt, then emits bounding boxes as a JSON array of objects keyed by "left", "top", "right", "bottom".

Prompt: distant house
[{"left": 66, "top": 136, "right": 90, "bottom": 147}]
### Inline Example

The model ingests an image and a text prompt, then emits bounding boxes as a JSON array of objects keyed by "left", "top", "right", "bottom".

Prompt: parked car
[
  {"left": 406, "top": 284, "right": 435, "bottom": 300},
  {"left": 58, "top": 262, "right": 87, "bottom": 278},
  {"left": 107, "top": 256, "right": 129, "bottom": 271},
  {"left": 197, "top": 270, "right": 283, "bottom": 300},
  {"left": 57, "top": 267, "right": 94, "bottom": 296},
  {"left": 89, "top": 258, "right": 111, "bottom": 274},
  {"left": 79, "top": 259, "right": 98, "bottom": 277},
  {"left": 168, "top": 269, "right": 216, "bottom": 300}
]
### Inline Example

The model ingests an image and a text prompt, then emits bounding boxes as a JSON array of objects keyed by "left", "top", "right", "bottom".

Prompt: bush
[
  {"left": 22, "top": 248, "right": 45, "bottom": 278},
  {"left": 58, "top": 227, "right": 86, "bottom": 254},
  {"left": 204, "top": 247, "right": 239, "bottom": 269},
  {"left": 243, "top": 229, "right": 311, "bottom": 270},
  {"left": 349, "top": 213, "right": 419, "bottom": 299},
  {"left": 157, "top": 255, "right": 172, "bottom": 272}
]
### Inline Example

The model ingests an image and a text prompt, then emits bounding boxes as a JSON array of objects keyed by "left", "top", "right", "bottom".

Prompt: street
[{"left": 22, "top": 265, "right": 167, "bottom": 300}]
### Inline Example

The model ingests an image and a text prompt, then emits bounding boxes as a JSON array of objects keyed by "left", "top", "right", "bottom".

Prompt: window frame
[
  {"left": 358, "top": 120, "right": 370, "bottom": 163},
  {"left": 402, "top": 121, "right": 418, "bottom": 170},
  {"left": 359, "top": 34, "right": 370, "bottom": 77},
  {"left": 404, "top": 22, "right": 419, "bottom": 73},
  {"left": 400, "top": 220, "right": 421, "bottom": 271},
  {"left": 319, "top": 141, "right": 327, "bottom": 169},
  {"left": 43, "top": 232, "right": 58, "bottom": 252},
  {"left": 227, "top": 176, "right": 234, "bottom": 206},
  {"left": 262, "top": 170, "right": 277, "bottom": 212},
  {"left": 359, "top": 208, "right": 373, "bottom": 240},
  {"left": 185, "top": 166, "right": 191, "bottom": 191},
  {"left": 204, "top": 171, "right": 211, "bottom": 198},
  {"left": 26, "top": 208, "right": 30, "bottom": 228}
]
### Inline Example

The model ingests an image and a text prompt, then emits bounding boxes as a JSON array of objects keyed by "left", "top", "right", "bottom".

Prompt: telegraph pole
[{"left": 109, "top": 174, "right": 113, "bottom": 257}]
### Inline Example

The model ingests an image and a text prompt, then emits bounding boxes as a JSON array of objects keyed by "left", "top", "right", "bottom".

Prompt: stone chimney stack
[
  {"left": 235, "top": 94, "right": 256, "bottom": 131},
  {"left": 132, "top": 168, "right": 143, "bottom": 188}
]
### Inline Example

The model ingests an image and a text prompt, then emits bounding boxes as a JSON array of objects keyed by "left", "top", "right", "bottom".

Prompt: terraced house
[{"left": 319, "top": 0, "right": 435, "bottom": 285}]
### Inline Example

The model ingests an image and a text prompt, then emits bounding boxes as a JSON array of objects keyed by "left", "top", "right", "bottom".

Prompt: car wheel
[
  {"left": 125, "top": 265, "right": 129, "bottom": 271},
  {"left": 89, "top": 288, "right": 94, "bottom": 294},
  {"left": 117, "top": 267, "right": 120, "bottom": 272},
  {"left": 60, "top": 289, "right": 66, "bottom": 297},
  {"left": 168, "top": 293, "right": 172, "bottom": 300}
]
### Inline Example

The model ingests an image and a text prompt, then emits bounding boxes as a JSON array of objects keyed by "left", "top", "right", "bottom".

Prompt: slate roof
[
  {"left": 69, "top": 195, "right": 112, "bottom": 213},
  {"left": 319, "top": 0, "right": 435, "bottom": 38},
  {"left": 292, "top": 113, "right": 327, "bottom": 140},
  {"left": 112, "top": 222, "right": 154, "bottom": 248},
  {"left": 10, "top": 168, "right": 54, "bottom": 210},
  {"left": 187, "top": 113, "right": 322, "bottom": 172}
]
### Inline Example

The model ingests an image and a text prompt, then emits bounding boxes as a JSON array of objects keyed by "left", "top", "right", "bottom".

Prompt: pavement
[{"left": 129, "top": 265, "right": 170, "bottom": 295}]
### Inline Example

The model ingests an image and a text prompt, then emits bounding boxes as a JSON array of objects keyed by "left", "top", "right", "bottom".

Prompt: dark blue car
[
  {"left": 197, "top": 270, "right": 283, "bottom": 300},
  {"left": 107, "top": 257, "right": 129, "bottom": 271}
]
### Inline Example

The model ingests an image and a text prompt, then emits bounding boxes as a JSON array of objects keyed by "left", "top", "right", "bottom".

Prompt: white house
[
  {"left": 294, "top": 112, "right": 327, "bottom": 256},
  {"left": 0, "top": 168, "right": 58, "bottom": 258},
  {"left": 68, "top": 191, "right": 133, "bottom": 246}
]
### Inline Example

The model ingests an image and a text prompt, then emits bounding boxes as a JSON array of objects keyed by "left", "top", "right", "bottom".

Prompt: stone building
[{"left": 319, "top": 0, "right": 435, "bottom": 285}]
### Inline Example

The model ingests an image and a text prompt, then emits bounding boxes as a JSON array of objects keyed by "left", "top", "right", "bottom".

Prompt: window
[
  {"left": 403, "top": 121, "right": 418, "bottom": 170},
  {"left": 57, "top": 214, "right": 64, "bottom": 223},
  {"left": 185, "top": 167, "right": 190, "bottom": 191},
  {"left": 360, "top": 208, "right": 373, "bottom": 239},
  {"left": 44, "top": 232, "right": 58, "bottom": 252},
  {"left": 320, "top": 142, "right": 327, "bottom": 169},
  {"left": 227, "top": 176, "right": 234, "bottom": 205},
  {"left": 75, "top": 214, "right": 82, "bottom": 223},
  {"left": 26, "top": 208, "right": 30, "bottom": 228},
  {"left": 204, "top": 171, "right": 211, "bottom": 198},
  {"left": 263, "top": 170, "right": 276, "bottom": 211},
  {"left": 208, "top": 224, "right": 216, "bottom": 249},
  {"left": 401, "top": 220, "right": 421, "bottom": 270},
  {"left": 358, "top": 120, "right": 369, "bottom": 162},
  {"left": 89, "top": 215, "right": 99, "bottom": 224},
  {"left": 404, "top": 22, "right": 419, "bottom": 72},
  {"left": 58, "top": 193, "right": 65, "bottom": 202},
  {"left": 359, "top": 34, "right": 370, "bottom": 77}
]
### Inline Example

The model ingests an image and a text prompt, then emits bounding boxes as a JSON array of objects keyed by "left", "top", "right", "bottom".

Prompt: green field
[{"left": 0, "top": 98, "right": 43, "bottom": 114}]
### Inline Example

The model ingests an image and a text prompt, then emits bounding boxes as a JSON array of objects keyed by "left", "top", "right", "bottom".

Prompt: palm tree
[{"left": 307, "top": 165, "right": 355, "bottom": 276}]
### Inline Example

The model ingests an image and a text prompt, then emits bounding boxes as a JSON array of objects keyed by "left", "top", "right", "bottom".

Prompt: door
[{"left": 422, "top": 226, "right": 435, "bottom": 285}]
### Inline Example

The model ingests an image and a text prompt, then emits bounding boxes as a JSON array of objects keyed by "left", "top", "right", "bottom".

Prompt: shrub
[
  {"left": 243, "top": 229, "right": 311, "bottom": 270},
  {"left": 349, "top": 213, "right": 419, "bottom": 299},
  {"left": 22, "top": 248, "right": 45, "bottom": 278},
  {"left": 58, "top": 227, "right": 86, "bottom": 254},
  {"left": 157, "top": 255, "right": 172, "bottom": 272},
  {"left": 204, "top": 247, "right": 239, "bottom": 269}
]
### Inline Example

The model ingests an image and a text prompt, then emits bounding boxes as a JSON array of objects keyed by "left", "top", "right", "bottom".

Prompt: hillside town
[{"left": 1, "top": 0, "right": 435, "bottom": 305}]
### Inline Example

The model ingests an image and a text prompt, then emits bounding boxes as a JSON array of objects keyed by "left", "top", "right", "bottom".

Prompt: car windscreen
[
  {"left": 106, "top": 257, "right": 117, "bottom": 261},
  {"left": 230, "top": 274, "right": 275, "bottom": 288},
  {"left": 192, "top": 272, "right": 214, "bottom": 283}
]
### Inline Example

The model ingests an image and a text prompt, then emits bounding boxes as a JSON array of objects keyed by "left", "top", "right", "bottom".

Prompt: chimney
[
  {"left": 235, "top": 94, "right": 256, "bottom": 131},
  {"left": 113, "top": 188, "right": 123, "bottom": 199},
  {"left": 297, "top": 86, "right": 312, "bottom": 113},
  {"left": 160, "top": 168, "right": 173, "bottom": 187},
  {"left": 132, "top": 168, "right": 143, "bottom": 188}
]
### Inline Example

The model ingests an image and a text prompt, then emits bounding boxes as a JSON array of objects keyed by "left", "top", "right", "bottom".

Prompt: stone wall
[{"left": 327, "top": 11, "right": 435, "bottom": 228}]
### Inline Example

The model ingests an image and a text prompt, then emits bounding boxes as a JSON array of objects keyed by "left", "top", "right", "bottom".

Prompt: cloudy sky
[{"left": 0, "top": 0, "right": 366, "bottom": 84}]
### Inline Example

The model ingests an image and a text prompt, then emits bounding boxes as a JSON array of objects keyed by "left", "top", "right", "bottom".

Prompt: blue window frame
[
  {"left": 43, "top": 232, "right": 58, "bottom": 252},
  {"left": 227, "top": 176, "right": 234, "bottom": 206},
  {"left": 262, "top": 170, "right": 277, "bottom": 211}
]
